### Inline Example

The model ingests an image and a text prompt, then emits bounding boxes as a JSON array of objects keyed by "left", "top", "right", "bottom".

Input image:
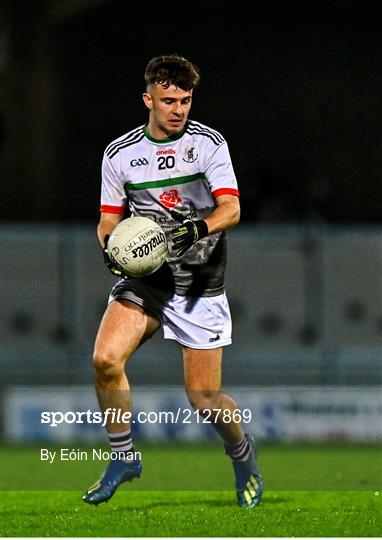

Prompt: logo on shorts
[
  {"left": 209, "top": 334, "right": 221, "bottom": 343},
  {"left": 159, "top": 189, "right": 182, "bottom": 208}
]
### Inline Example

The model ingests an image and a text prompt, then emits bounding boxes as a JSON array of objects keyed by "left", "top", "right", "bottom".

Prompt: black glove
[
  {"left": 102, "top": 235, "right": 129, "bottom": 279},
  {"left": 170, "top": 210, "right": 209, "bottom": 257}
]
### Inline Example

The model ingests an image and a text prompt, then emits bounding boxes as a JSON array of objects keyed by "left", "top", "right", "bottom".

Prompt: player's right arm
[
  {"left": 98, "top": 212, "right": 129, "bottom": 279},
  {"left": 97, "top": 212, "right": 123, "bottom": 248},
  {"left": 99, "top": 150, "right": 127, "bottom": 276},
  {"left": 99, "top": 151, "right": 127, "bottom": 248}
]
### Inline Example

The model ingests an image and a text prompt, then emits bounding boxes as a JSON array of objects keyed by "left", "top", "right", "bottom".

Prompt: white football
[{"left": 108, "top": 217, "right": 167, "bottom": 278}]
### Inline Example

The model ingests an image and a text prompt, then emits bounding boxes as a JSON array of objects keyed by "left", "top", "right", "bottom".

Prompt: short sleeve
[
  {"left": 100, "top": 153, "right": 126, "bottom": 214},
  {"left": 204, "top": 142, "right": 240, "bottom": 198}
]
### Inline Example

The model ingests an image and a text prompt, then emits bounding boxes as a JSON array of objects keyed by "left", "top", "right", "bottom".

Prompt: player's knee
[
  {"left": 187, "top": 389, "right": 221, "bottom": 412},
  {"left": 92, "top": 351, "right": 123, "bottom": 383}
]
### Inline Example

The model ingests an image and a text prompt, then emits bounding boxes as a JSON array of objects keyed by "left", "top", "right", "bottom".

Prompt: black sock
[
  {"left": 107, "top": 428, "right": 135, "bottom": 462},
  {"left": 224, "top": 435, "right": 251, "bottom": 462}
]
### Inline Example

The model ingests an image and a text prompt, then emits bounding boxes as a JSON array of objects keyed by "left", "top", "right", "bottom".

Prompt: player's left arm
[
  {"left": 203, "top": 193, "right": 240, "bottom": 234},
  {"left": 171, "top": 139, "right": 241, "bottom": 256},
  {"left": 170, "top": 194, "right": 240, "bottom": 257},
  {"left": 202, "top": 139, "right": 240, "bottom": 234}
]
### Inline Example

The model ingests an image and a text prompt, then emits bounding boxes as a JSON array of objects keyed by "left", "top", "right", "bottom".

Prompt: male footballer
[{"left": 83, "top": 54, "right": 263, "bottom": 508}]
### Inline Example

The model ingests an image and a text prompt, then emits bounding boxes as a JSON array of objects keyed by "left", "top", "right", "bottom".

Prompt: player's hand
[
  {"left": 170, "top": 212, "right": 208, "bottom": 257},
  {"left": 102, "top": 235, "right": 129, "bottom": 279}
]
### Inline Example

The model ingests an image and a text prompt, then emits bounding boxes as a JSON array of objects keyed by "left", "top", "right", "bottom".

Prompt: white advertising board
[{"left": 3, "top": 385, "right": 382, "bottom": 442}]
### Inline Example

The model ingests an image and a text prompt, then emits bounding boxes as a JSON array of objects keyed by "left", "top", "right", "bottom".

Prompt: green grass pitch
[{"left": 1, "top": 443, "right": 381, "bottom": 537}]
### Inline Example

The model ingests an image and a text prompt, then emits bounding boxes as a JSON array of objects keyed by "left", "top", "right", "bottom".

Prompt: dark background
[{"left": 1, "top": 0, "right": 381, "bottom": 224}]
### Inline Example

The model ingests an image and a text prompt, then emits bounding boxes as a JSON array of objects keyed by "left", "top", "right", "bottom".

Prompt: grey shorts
[{"left": 109, "top": 279, "right": 232, "bottom": 349}]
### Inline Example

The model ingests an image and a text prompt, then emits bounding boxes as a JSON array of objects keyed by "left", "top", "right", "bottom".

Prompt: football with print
[{"left": 108, "top": 217, "right": 167, "bottom": 278}]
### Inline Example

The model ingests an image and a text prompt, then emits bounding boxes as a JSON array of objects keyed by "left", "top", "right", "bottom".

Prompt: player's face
[{"left": 143, "top": 84, "right": 193, "bottom": 138}]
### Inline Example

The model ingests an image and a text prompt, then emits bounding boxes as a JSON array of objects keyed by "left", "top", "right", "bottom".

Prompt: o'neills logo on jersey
[
  {"left": 159, "top": 189, "right": 182, "bottom": 208},
  {"left": 156, "top": 149, "right": 176, "bottom": 156}
]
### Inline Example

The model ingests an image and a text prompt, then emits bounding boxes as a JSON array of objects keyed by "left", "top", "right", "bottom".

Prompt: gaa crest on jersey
[
  {"left": 182, "top": 147, "right": 198, "bottom": 163},
  {"left": 159, "top": 189, "right": 182, "bottom": 208},
  {"left": 130, "top": 157, "right": 149, "bottom": 167}
]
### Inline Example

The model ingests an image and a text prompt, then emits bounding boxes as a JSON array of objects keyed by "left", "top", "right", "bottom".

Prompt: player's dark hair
[{"left": 144, "top": 54, "right": 200, "bottom": 90}]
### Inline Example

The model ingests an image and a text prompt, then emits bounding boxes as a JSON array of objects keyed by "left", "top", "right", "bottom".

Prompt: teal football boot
[
  {"left": 82, "top": 458, "right": 142, "bottom": 505},
  {"left": 230, "top": 434, "right": 263, "bottom": 508}
]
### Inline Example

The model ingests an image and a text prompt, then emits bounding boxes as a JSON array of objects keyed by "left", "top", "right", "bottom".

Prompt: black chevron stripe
[
  {"left": 187, "top": 124, "right": 224, "bottom": 145},
  {"left": 188, "top": 121, "right": 224, "bottom": 143},
  {"left": 105, "top": 125, "right": 144, "bottom": 154},
  {"left": 108, "top": 133, "right": 145, "bottom": 158},
  {"left": 188, "top": 120, "right": 224, "bottom": 140},
  {"left": 105, "top": 127, "right": 144, "bottom": 157},
  {"left": 186, "top": 127, "right": 222, "bottom": 146}
]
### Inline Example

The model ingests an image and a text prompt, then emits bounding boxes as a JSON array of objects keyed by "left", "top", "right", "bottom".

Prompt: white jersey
[{"left": 100, "top": 120, "right": 239, "bottom": 296}]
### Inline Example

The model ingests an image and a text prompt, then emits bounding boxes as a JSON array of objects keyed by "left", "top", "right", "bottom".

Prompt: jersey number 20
[{"left": 157, "top": 156, "right": 175, "bottom": 170}]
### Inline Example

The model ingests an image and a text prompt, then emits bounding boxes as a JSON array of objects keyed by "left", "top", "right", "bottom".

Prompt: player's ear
[{"left": 142, "top": 92, "right": 153, "bottom": 110}]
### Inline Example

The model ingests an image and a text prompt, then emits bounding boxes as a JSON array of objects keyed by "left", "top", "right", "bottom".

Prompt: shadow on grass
[{"left": 114, "top": 494, "right": 289, "bottom": 510}]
